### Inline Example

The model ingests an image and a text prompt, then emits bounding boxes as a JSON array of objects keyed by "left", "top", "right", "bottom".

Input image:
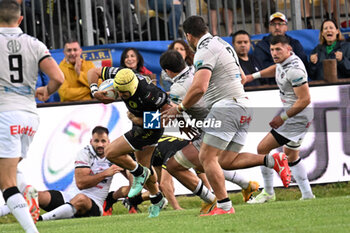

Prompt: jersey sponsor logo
[
  {"left": 143, "top": 110, "right": 161, "bottom": 129},
  {"left": 10, "top": 125, "right": 36, "bottom": 136},
  {"left": 128, "top": 100, "right": 138, "bottom": 109},
  {"left": 7, "top": 40, "right": 21, "bottom": 53},
  {"left": 169, "top": 93, "right": 181, "bottom": 104},
  {"left": 195, "top": 60, "right": 203, "bottom": 69}
]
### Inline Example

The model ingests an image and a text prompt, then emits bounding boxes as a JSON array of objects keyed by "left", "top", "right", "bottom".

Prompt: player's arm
[
  {"left": 127, "top": 111, "right": 143, "bottom": 125},
  {"left": 287, "top": 83, "right": 311, "bottom": 117},
  {"left": 87, "top": 67, "right": 115, "bottom": 103},
  {"left": 36, "top": 57, "right": 65, "bottom": 101},
  {"left": 240, "top": 66, "right": 246, "bottom": 84},
  {"left": 181, "top": 69, "right": 211, "bottom": 110},
  {"left": 75, "top": 165, "right": 121, "bottom": 190},
  {"left": 245, "top": 64, "right": 276, "bottom": 84},
  {"left": 87, "top": 67, "right": 103, "bottom": 85}
]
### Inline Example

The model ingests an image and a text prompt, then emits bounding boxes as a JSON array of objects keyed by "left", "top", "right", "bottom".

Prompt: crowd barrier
[{"left": 1, "top": 83, "right": 349, "bottom": 205}]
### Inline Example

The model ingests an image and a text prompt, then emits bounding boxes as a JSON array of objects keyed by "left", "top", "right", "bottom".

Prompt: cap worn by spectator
[{"left": 269, "top": 12, "right": 288, "bottom": 23}]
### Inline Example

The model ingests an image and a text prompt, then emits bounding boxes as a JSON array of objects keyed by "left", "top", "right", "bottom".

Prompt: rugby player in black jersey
[{"left": 87, "top": 67, "right": 172, "bottom": 218}]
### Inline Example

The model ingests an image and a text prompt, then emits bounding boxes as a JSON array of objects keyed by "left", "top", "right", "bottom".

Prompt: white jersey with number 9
[{"left": 0, "top": 27, "right": 51, "bottom": 114}]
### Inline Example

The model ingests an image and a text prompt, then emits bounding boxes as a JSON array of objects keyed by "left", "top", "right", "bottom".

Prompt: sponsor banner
[{"left": 1, "top": 84, "right": 349, "bottom": 205}]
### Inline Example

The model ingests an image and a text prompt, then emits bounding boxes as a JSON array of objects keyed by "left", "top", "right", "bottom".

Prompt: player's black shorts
[
  {"left": 74, "top": 198, "right": 100, "bottom": 217},
  {"left": 42, "top": 190, "right": 65, "bottom": 212},
  {"left": 124, "top": 125, "right": 164, "bottom": 150}
]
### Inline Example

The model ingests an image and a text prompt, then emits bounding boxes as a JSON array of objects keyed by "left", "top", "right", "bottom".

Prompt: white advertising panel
[{"left": 1, "top": 84, "right": 349, "bottom": 205}]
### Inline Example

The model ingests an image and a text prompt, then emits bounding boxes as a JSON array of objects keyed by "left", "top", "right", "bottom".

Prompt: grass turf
[{"left": 0, "top": 182, "right": 349, "bottom": 233}]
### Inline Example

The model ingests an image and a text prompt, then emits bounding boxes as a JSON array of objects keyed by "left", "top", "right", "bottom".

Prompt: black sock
[
  {"left": 129, "top": 193, "right": 144, "bottom": 205},
  {"left": 218, "top": 197, "right": 230, "bottom": 203},
  {"left": 130, "top": 164, "right": 143, "bottom": 177},
  {"left": 3, "top": 186, "right": 20, "bottom": 202},
  {"left": 150, "top": 192, "right": 163, "bottom": 204}
]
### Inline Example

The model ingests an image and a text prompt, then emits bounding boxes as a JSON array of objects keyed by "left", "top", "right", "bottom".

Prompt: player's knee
[
  {"left": 104, "top": 146, "right": 114, "bottom": 160},
  {"left": 71, "top": 194, "right": 88, "bottom": 208},
  {"left": 257, "top": 142, "right": 269, "bottom": 155}
]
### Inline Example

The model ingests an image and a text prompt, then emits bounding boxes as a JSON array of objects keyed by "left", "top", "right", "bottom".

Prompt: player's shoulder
[{"left": 19, "top": 33, "right": 46, "bottom": 47}]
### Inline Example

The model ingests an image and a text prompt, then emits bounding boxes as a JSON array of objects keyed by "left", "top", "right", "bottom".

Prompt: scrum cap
[{"left": 113, "top": 68, "right": 139, "bottom": 96}]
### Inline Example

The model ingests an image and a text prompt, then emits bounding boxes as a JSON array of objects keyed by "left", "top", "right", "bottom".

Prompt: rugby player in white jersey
[
  {"left": 160, "top": 50, "right": 261, "bottom": 212},
  {"left": 37, "top": 126, "right": 121, "bottom": 221},
  {"left": 246, "top": 35, "right": 315, "bottom": 203},
  {"left": 0, "top": 0, "right": 64, "bottom": 232},
  {"left": 164, "top": 16, "right": 291, "bottom": 216}
]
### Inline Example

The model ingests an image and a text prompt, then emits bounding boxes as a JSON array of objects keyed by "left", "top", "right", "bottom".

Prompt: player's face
[
  {"left": 90, "top": 132, "right": 109, "bottom": 157},
  {"left": 173, "top": 43, "right": 186, "bottom": 60},
  {"left": 270, "top": 42, "right": 291, "bottom": 63},
  {"left": 118, "top": 91, "right": 131, "bottom": 99},
  {"left": 64, "top": 42, "right": 82, "bottom": 65},
  {"left": 322, "top": 21, "right": 339, "bottom": 45},
  {"left": 233, "top": 34, "right": 251, "bottom": 57},
  {"left": 185, "top": 33, "right": 196, "bottom": 51},
  {"left": 269, "top": 19, "right": 288, "bottom": 36},
  {"left": 124, "top": 50, "right": 138, "bottom": 70}
]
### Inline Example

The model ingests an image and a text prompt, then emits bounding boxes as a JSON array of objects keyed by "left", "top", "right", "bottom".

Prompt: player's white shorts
[
  {"left": 275, "top": 110, "right": 312, "bottom": 143},
  {"left": 202, "top": 98, "right": 252, "bottom": 148},
  {"left": 0, "top": 111, "right": 39, "bottom": 159}
]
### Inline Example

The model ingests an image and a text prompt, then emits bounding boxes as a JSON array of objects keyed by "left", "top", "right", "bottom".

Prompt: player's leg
[
  {"left": 157, "top": 167, "right": 181, "bottom": 210},
  {"left": 248, "top": 132, "right": 288, "bottom": 204},
  {"left": 0, "top": 158, "right": 38, "bottom": 232},
  {"left": 167, "top": 155, "right": 216, "bottom": 205},
  {"left": 284, "top": 145, "right": 314, "bottom": 200},
  {"left": 143, "top": 164, "right": 166, "bottom": 218},
  {"left": 105, "top": 136, "right": 137, "bottom": 170},
  {"left": 40, "top": 193, "right": 97, "bottom": 220},
  {"left": 38, "top": 190, "right": 66, "bottom": 212},
  {"left": 0, "top": 111, "right": 39, "bottom": 232}
]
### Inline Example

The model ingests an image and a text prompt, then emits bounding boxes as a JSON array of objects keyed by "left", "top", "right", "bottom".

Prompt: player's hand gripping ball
[{"left": 99, "top": 79, "right": 118, "bottom": 99}]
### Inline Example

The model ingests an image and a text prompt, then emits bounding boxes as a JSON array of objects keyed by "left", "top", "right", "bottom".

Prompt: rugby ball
[{"left": 99, "top": 79, "right": 118, "bottom": 99}]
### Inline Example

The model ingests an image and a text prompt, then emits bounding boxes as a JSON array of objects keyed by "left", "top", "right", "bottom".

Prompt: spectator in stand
[
  {"left": 253, "top": 12, "right": 308, "bottom": 84},
  {"left": 205, "top": 0, "right": 275, "bottom": 36},
  {"left": 232, "top": 30, "right": 264, "bottom": 87},
  {"left": 301, "top": 0, "right": 313, "bottom": 29},
  {"left": 58, "top": 39, "right": 96, "bottom": 102},
  {"left": 204, "top": 0, "right": 233, "bottom": 36},
  {"left": 160, "top": 39, "right": 194, "bottom": 92},
  {"left": 148, "top": 0, "right": 182, "bottom": 39},
  {"left": 120, "top": 47, "right": 156, "bottom": 84},
  {"left": 309, "top": 18, "right": 350, "bottom": 80}
]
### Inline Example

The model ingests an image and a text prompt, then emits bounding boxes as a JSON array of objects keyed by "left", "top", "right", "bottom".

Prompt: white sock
[
  {"left": 41, "top": 203, "right": 76, "bottom": 221},
  {"left": 6, "top": 193, "right": 38, "bottom": 233},
  {"left": 260, "top": 166, "right": 275, "bottom": 195},
  {"left": 265, "top": 153, "right": 275, "bottom": 168},
  {"left": 217, "top": 199, "right": 232, "bottom": 211},
  {"left": 290, "top": 159, "right": 314, "bottom": 198},
  {"left": 16, "top": 170, "right": 28, "bottom": 193},
  {"left": 193, "top": 180, "right": 216, "bottom": 203},
  {"left": 223, "top": 169, "right": 249, "bottom": 189},
  {"left": 0, "top": 205, "right": 11, "bottom": 217}
]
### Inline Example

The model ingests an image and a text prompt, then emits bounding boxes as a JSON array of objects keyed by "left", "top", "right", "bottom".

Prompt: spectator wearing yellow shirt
[{"left": 58, "top": 39, "right": 96, "bottom": 102}]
